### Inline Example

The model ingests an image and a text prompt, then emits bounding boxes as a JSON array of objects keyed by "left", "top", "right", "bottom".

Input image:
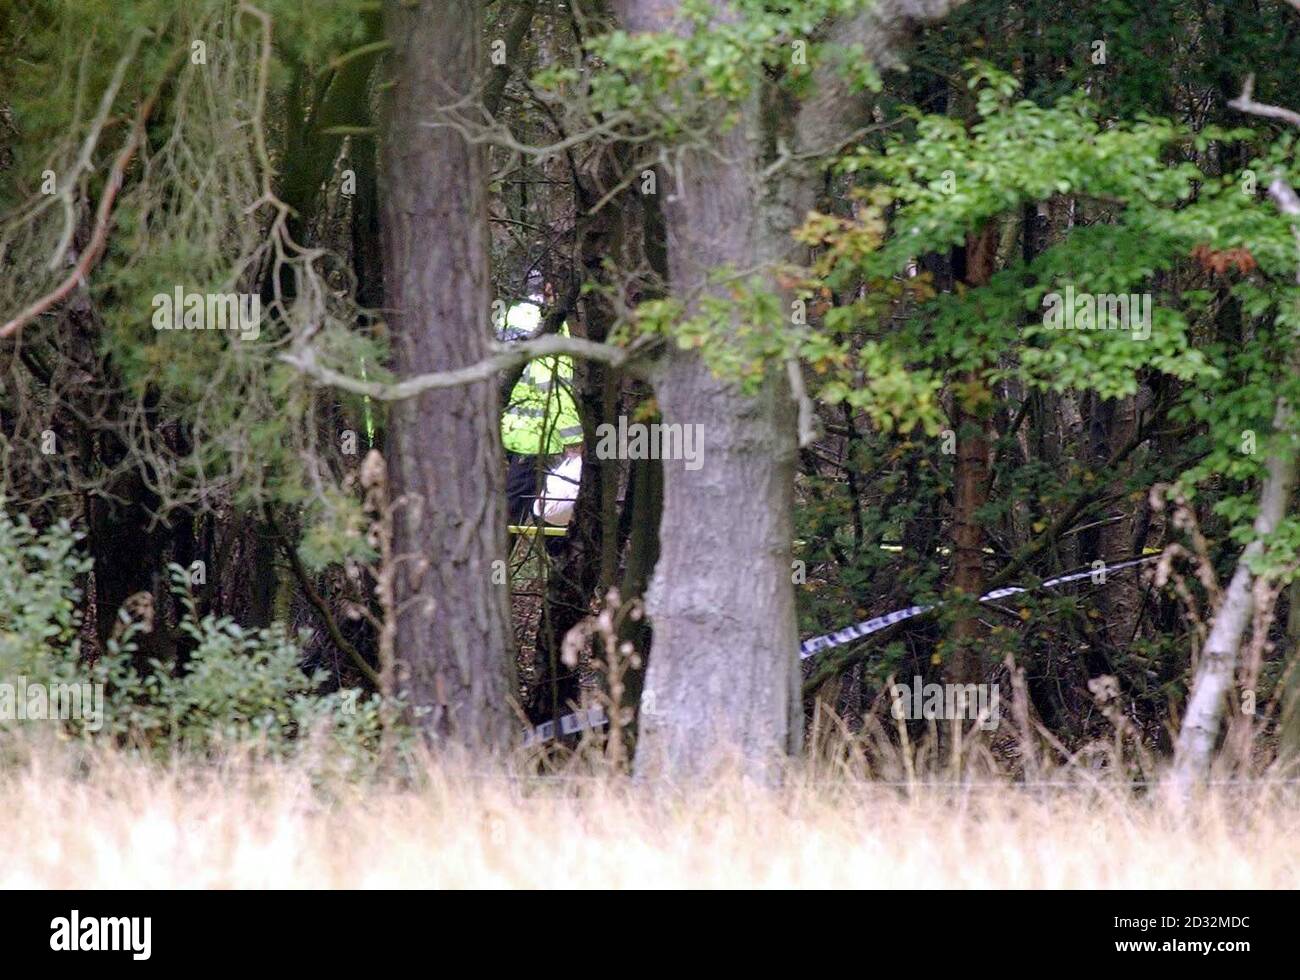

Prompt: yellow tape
[{"left": 508, "top": 525, "right": 567, "bottom": 537}]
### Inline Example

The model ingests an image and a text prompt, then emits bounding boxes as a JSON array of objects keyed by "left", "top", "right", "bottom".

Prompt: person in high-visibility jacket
[{"left": 499, "top": 301, "right": 583, "bottom": 527}]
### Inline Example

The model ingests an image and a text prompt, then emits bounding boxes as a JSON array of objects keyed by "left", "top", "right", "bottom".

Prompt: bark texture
[
  {"left": 616, "top": 0, "right": 964, "bottom": 781},
  {"left": 615, "top": 2, "right": 800, "bottom": 782},
  {"left": 380, "top": 0, "right": 515, "bottom": 753}
]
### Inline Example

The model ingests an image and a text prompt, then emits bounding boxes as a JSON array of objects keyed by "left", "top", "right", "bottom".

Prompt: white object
[{"left": 533, "top": 453, "right": 582, "bottom": 526}]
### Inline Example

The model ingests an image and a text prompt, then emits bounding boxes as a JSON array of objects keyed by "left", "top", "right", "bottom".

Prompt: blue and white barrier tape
[
  {"left": 798, "top": 554, "right": 1158, "bottom": 659},
  {"left": 522, "top": 704, "right": 608, "bottom": 747},
  {"left": 524, "top": 554, "right": 1160, "bottom": 745}
]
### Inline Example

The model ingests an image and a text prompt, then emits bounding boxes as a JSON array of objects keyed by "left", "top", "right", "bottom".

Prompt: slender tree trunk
[
  {"left": 379, "top": 0, "right": 515, "bottom": 753},
  {"left": 619, "top": 451, "right": 662, "bottom": 741},
  {"left": 950, "top": 373, "right": 989, "bottom": 681},
  {"left": 530, "top": 147, "right": 633, "bottom": 728},
  {"left": 948, "top": 225, "right": 996, "bottom": 683},
  {"left": 1170, "top": 177, "right": 1300, "bottom": 793},
  {"left": 1168, "top": 401, "right": 1297, "bottom": 793}
]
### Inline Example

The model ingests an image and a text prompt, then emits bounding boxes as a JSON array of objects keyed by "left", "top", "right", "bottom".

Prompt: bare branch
[
  {"left": 283, "top": 334, "right": 649, "bottom": 401},
  {"left": 265, "top": 504, "right": 381, "bottom": 689},
  {"left": 0, "top": 45, "right": 187, "bottom": 341},
  {"left": 421, "top": 108, "right": 643, "bottom": 160},
  {"left": 49, "top": 29, "right": 148, "bottom": 270},
  {"left": 1228, "top": 74, "right": 1300, "bottom": 128},
  {"left": 786, "top": 358, "right": 821, "bottom": 448},
  {"left": 1269, "top": 178, "right": 1300, "bottom": 218}
]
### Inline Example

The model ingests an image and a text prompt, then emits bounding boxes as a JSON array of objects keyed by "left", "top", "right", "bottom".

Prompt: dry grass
[{"left": 3, "top": 734, "right": 1300, "bottom": 889}]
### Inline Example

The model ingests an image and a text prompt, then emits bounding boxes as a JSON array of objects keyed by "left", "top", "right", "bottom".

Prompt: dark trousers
[
  {"left": 505, "top": 451, "right": 540, "bottom": 526},
  {"left": 506, "top": 452, "right": 568, "bottom": 560}
]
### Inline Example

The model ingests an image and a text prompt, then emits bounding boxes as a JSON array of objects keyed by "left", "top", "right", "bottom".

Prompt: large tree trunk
[
  {"left": 611, "top": 6, "right": 800, "bottom": 779},
  {"left": 379, "top": 0, "right": 515, "bottom": 753},
  {"left": 617, "top": 0, "right": 963, "bottom": 782},
  {"left": 639, "top": 341, "right": 801, "bottom": 782}
]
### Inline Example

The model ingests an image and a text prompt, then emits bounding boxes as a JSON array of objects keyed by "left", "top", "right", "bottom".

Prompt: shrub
[{"left": 0, "top": 507, "right": 400, "bottom": 762}]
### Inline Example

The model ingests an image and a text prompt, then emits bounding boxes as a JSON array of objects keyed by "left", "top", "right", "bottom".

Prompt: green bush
[
  {"left": 0, "top": 510, "right": 106, "bottom": 738},
  {"left": 0, "top": 507, "right": 400, "bottom": 761}
]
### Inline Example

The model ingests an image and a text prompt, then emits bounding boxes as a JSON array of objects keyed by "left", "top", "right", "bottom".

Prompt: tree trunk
[
  {"left": 529, "top": 146, "right": 633, "bottom": 729},
  {"left": 948, "top": 225, "right": 996, "bottom": 683},
  {"left": 1169, "top": 395, "right": 1298, "bottom": 794},
  {"left": 615, "top": 0, "right": 964, "bottom": 781},
  {"left": 379, "top": 0, "right": 515, "bottom": 753},
  {"left": 635, "top": 118, "right": 802, "bottom": 782},
  {"left": 640, "top": 352, "right": 801, "bottom": 781},
  {"left": 619, "top": 451, "right": 662, "bottom": 742},
  {"left": 1170, "top": 176, "right": 1300, "bottom": 793},
  {"left": 950, "top": 370, "right": 989, "bottom": 683}
]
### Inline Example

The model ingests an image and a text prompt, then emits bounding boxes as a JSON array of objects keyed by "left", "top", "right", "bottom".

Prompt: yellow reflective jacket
[{"left": 500, "top": 303, "right": 582, "bottom": 455}]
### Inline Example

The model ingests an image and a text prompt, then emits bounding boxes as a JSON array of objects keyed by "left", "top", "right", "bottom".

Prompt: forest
[{"left": 2, "top": 0, "right": 1300, "bottom": 892}]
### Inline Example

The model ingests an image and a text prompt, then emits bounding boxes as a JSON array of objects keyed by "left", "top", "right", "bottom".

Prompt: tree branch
[
  {"left": 1228, "top": 74, "right": 1300, "bottom": 129},
  {"left": 264, "top": 504, "right": 381, "bottom": 689},
  {"left": 484, "top": 0, "right": 538, "bottom": 117},
  {"left": 283, "top": 333, "right": 652, "bottom": 401},
  {"left": 786, "top": 357, "right": 822, "bottom": 447},
  {"left": 1, "top": 45, "right": 187, "bottom": 341}
]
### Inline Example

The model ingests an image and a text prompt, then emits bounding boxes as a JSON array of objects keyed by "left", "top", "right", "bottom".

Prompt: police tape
[
  {"left": 522, "top": 705, "right": 607, "bottom": 747},
  {"left": 523, "top": 554, "right": 1161, "bottom": 745},
  {"left": 797, "top": 554, "right": 1160, "bottom": 659}
]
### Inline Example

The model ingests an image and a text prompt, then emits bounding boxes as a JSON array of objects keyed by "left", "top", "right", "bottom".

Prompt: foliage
[{"left": 0, "top": 508, "right": 396, "bottom": 758}]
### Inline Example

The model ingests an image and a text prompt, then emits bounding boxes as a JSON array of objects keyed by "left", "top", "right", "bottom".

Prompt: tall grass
[{"left": 3, "top": 731, "right": 1298, "bottom": 888}]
